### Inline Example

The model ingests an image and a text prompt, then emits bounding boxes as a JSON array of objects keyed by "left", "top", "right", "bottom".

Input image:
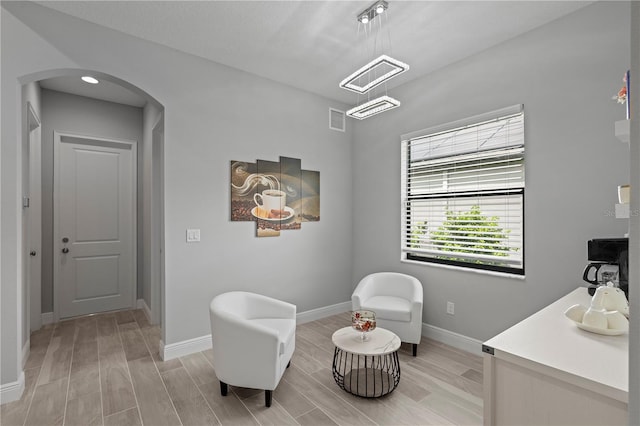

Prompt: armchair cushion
[{"left": 360, "top": 296, "right": 412, "bottom": 322}]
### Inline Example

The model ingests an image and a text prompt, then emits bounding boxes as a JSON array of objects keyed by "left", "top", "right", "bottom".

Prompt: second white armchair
[{"left": 352, "top": 272, "right": 423, "bottom": 356}]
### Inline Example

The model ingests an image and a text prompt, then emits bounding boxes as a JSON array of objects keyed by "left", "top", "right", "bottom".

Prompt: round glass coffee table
[{"left": 331, "top": 327, "right": 401, "bottom": 398}]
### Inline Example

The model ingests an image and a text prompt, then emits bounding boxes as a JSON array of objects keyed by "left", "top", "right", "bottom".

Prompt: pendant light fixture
[
  {"left": 345, "top": 95, "right": 401, "bottom": 120},
  {"left": 340, "top": 54, "right": 409, "bottom": 94},
  {"left": 341, "top": 0, "right": 408, "bottom": 120}
]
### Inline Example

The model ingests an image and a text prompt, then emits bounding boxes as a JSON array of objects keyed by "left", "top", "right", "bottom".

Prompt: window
[{"left": 401, "top": 105, "right": 524, "bottom": 274}]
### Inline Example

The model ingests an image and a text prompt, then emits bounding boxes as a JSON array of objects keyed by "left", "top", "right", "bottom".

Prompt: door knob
[
  {"left": 30, "top": 251, "right": 36, "bottom": 257},
  {"left": 62, "top": 248, "right": 69, "bottom": 254},
  {"left": 62, "top": 237, "right": 69, "bottom": 243}
]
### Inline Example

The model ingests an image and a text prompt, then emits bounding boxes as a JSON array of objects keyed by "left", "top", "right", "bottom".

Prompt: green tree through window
[
  {"left": 409, "top": 221, "right": 428, "bottom": 249},
  {"left": 431, "top": 205, "right": 512, "bottom": 262}
]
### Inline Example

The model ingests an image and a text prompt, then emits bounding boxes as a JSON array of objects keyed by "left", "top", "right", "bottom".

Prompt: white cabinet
[{"left": 483, "top": 288, "right": 628, "bottom": 425}]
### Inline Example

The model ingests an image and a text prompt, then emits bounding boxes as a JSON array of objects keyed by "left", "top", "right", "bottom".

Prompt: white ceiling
[{"left": 34, "top": 1, "right": 593, "bottom": 106}]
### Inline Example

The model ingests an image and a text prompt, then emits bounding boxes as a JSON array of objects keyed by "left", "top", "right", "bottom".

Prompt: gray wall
[
  {"left": 0, "top": 4, "right": 52, "bottom": 383},
  {"left": 352, "top": 1, "right": 631, "bottom": 341},
  {"left": 141, "top": 102, "right": 162, "bottom": 309},
  {"left": 40, "top": 89, "right": 144, "bottom": 313},
  {"left": 20, "top": 82, "right": 42, "bottom": 352}
]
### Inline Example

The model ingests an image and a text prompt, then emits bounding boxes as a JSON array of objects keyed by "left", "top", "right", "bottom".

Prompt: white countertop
[
  {"left": 484, "top": 287, "right": 628, "bottom": 401},
  {"left": 332, "top": 327, "right": 401, "bottom": 356}
]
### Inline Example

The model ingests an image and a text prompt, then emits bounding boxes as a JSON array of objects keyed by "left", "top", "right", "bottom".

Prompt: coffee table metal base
[{"left": 332, "top": 347, "right": 400, "bottom": 398}]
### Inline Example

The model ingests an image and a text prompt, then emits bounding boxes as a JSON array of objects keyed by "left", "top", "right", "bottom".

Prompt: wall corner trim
[
  {"left": 22, "top": 340, "right": 30, "bottom": 369},
  {"left": 0, "top": 371, "right": 25, "bottom": 405},
  {"left": 41, "top": 312, "right": 54, "bottom": 326},
  {"left": 422, "top": 323, "right": 483, "bottom": 355},
  {"left": 136, "top": 299, "right": 152, "bottom": 323}
]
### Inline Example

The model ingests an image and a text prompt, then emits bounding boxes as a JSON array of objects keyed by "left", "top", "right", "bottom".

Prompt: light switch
[{"left": 186, "top": 229, "right": 201, "bottom": 243}]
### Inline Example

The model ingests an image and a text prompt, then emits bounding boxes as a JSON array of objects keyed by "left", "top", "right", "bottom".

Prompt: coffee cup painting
[{"left": 230, "top": 157, "right": 320, "bottom": 237}]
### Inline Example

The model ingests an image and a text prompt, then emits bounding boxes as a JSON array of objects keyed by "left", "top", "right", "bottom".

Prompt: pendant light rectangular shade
[
  {"left": 340, "top": 54, "right": 409, "bottom": 94},
  {"left": 346, "top": 95, "right": 400, "bottom": 120}
]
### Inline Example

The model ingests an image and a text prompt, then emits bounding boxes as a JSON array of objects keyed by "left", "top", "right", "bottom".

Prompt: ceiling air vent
[{"left": 329, "top": 108, "right": 346, "bottom": 132}]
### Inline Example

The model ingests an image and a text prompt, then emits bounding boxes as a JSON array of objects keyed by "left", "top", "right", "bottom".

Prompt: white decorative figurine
[{"left": 564, "top": 284, "right": 629, "bottom": 335}]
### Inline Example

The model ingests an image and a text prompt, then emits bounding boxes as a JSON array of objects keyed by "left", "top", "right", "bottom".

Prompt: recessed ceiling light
[{"left": 81, "top": 76, "right": 99, "bottom": 84}]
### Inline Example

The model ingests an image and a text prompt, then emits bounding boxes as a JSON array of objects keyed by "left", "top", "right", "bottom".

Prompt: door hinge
[{"left": 23, "top": 197, "right": 30, "bottom": 208}]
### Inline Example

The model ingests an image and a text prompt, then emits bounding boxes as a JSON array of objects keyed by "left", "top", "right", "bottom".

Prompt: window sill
[{"left": 400, "top": 257, "right": 526, "bottom": 280}]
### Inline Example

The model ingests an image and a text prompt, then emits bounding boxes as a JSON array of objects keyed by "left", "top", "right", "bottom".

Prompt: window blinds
[{"left": 401, "top": 105, "right": 524, "bottom": 273}]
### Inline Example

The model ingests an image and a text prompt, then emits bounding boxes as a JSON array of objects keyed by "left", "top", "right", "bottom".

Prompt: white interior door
[{"left": 54, "top": 132, "right": 137, "bottom": 319}]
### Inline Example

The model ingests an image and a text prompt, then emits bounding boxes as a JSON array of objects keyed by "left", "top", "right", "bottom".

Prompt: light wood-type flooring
[{"left": 1, "top": 310, "right": 483, "bottom": 426}]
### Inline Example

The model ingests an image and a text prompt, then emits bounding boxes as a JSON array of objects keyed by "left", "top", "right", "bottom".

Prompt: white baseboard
[
  {"left": 161, "top": 301, "right": 351, "bottom": 361},
  {"left": 160, "top": 301, "right": 482, "bottom": 361},
  {"left": 296, "top": 301, "right": 351, "bottom": 324},
  {"left": 0, "top": 371, "right": 25, "bottom": 404},
  {"left": 136, "top": 299, "right": 152, "bottom": 323},
  {"left": 161, "top": 335, "right": 212, "bottom": 361},
  {"left": 41, "top": 312, "right": 54, "bottom": 325},
  {"left": 22, "top": 340, "right": 30, "bottom": 369},
  {"left": 422, "top": 322, "right": 483, "bottom": 355}
]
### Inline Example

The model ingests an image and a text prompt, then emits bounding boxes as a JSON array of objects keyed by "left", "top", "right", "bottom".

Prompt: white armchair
[
  {"left": 209, "top": 291, "right": 296, "bottom": 407},
  {"left": 352, "top": 272, "right": 423, "bottom": 356}
]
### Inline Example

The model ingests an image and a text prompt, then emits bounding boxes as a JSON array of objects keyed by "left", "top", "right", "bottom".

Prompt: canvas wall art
[{"left": 231, "top": 156, "right": 320, "bottom": 237}]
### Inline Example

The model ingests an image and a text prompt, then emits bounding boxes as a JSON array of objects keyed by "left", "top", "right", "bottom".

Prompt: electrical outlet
[
  {"left": 446, "top": 301, "right": 455, "bottom": 315},
  {"left": 186, "top": 229, "right": 201, "bottom": 243}
]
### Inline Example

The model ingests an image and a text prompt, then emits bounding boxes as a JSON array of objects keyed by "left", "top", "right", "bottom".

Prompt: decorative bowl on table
[{"left": 351, "top": 310, "right": 376, "bottom": 341}]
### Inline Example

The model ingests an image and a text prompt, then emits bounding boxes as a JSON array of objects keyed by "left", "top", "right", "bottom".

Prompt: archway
[{"left": 19, "top": 68, "right": 165, "bottom": 343}]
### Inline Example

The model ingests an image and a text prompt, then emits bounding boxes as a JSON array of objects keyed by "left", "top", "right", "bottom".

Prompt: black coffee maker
[{"left": 583, "top": 238, "right": 628, "bottom": 297}]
